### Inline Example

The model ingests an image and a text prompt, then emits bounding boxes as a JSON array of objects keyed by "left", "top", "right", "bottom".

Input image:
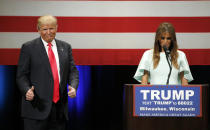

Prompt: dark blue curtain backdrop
[{"left": 0, "top": 65, "right": 210, "bottom": 130}]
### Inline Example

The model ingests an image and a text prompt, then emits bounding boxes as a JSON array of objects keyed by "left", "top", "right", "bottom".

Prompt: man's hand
[
  {"left": 68, "top": 86, "right": 76, "bottom": 98},
  {"left": 26, "top": 86, "right": 35, "bottom": 101}
]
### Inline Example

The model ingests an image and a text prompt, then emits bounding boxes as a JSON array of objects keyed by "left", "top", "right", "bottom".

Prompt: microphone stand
[{"left": 163, "top": 46, "right": 172, "bottom": 85}]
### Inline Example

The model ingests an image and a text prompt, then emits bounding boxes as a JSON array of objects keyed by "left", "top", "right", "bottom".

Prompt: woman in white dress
[{"left": 134, "top": 22, "right": 193, "bottom": 85}]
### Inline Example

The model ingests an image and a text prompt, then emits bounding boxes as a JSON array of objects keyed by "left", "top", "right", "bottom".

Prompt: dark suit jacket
[{"left": 16, "top": 37, "right": 79, "bottom": 120}]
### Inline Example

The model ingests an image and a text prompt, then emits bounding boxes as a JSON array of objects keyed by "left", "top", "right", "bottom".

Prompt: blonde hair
[
  {"left": 37, "top": 15, "right": 57, "bottom": 30},
  {"left": 153, "top": 22, "right": 179, "bottom": 69}
]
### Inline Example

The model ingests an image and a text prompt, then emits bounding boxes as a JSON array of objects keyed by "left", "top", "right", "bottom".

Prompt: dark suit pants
[{"left": 24, "top": 102, "right": 67, "bottom": 130}]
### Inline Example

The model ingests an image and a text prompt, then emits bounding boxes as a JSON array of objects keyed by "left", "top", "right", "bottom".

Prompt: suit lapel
[{"left": 36, "top": 38, "right": 53, "bottom": 76}]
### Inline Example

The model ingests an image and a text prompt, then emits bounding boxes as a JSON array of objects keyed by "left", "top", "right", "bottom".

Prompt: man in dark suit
[{"left": 16, "top": 15, "right": 79, "bottom": 130}]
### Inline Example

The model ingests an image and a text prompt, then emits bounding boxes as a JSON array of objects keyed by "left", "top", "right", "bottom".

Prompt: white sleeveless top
[{"left": 134, "top": 49, "right": 193, "bottom": 85}]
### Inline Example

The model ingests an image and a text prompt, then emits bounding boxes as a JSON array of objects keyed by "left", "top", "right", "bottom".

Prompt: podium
[{"left": 123, "top": 84, "right": 209, "bottom": 130}]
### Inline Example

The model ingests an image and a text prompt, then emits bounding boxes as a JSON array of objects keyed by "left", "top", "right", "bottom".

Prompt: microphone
[
  {"left": 163, "top": 45, "right": 170, "bottom": 55},
  {"left": 163, "top": 45, "right": 172, "bottom": 85}
]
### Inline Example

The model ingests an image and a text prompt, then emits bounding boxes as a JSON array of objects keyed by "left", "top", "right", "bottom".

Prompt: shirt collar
[{"left": 41, "top": 37, "right": 56, "bottom": 47}]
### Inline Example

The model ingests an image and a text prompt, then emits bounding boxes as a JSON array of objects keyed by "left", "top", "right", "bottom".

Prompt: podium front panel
[{"left": 123, "top": 84, "right": 209, "bottom": 130}]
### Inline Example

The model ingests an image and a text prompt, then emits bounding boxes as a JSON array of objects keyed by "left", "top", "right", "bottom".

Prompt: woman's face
[{"left": 159, "top": 32, "right": 172, "bottom": 52}]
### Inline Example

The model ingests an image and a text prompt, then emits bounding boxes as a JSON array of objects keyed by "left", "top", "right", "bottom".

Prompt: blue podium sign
[{"left": 133, "top": 85, "right": 202, "bottom": 117}]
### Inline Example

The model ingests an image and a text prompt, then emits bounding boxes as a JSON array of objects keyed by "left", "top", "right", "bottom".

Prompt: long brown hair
[{"left": 153, "top": 22, "right": 179, "bottom": 69}]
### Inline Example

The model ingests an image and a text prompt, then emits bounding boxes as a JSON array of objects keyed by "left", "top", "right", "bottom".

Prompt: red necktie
[{"left": 48, "top": 43, "right": 60, "bottom": 103}]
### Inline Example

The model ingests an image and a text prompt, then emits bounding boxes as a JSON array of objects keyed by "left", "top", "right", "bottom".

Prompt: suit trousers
[{"left": 23, "top": 102, "right": 67, "bottom": 130}]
